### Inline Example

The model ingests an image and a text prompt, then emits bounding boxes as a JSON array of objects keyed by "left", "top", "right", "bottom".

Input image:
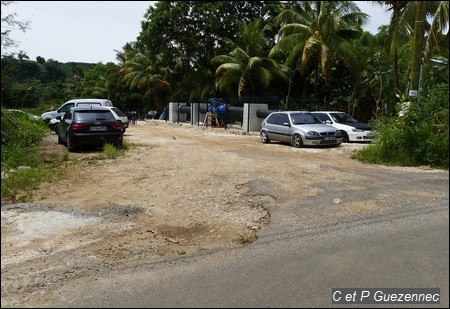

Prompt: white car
[
  {"left": 41, "top": 98, "right": 113, "bottom": 123},
  {"left": 311, "top": 111, "right": 374, "bottom": 143},
  {"left": 5, "top": 109, "right": 41, "bottom": 121},
  {"left": 107, "top": 107, "right": 129, "bottom": 133}
]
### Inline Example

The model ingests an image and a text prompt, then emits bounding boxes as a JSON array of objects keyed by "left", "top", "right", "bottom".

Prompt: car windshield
[
  {"left": 290, "top": 113, "right": 322, "bottom": 125},
  {"left": 330, "top": 112, "right": 357, "bottom": 123},
  {"left": 74, "top": 110, "right": 115, "bottom": 121},
  {"left": 111, "top": 107, "right": 126, "bottom": 117}
]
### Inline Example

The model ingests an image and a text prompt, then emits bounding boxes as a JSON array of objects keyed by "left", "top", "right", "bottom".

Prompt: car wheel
[
  {"left": 292, "top": 134, "right": 303, "bottom": 148},
  {"left": 66, "top": 134, "right": 75, "bottom": 152},
  {"left": 115, "top": 139, "right": 123, "bottom": 149},
  {"left": 341, "top": 131, "right": 349, "bottom": 143},
  {"left": 57, "top": 131, "right": 64, "bottom": 145},
  {"left": 260, "top": 130, "right": 270, "bottom": 144}
]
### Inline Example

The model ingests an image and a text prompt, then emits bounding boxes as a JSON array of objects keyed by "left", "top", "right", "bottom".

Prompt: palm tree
[
  {"left": 373, "top": 1, "right": 409, "bottom": 99},
  {"left": 423, "top": 1, "right": 449, "bottom": 64},
  {"left": 211, "top": 18, "right": 290, "bottom": 98},
  {"left": 120, "top": 52, "right": 171, "bottom": 110},
  {"left": 374, "top": 1, "right": 448, "bottom": 109},
  {"left": 269, "top": 1, "right": 368, "bottom": 98},
  {"left": 408, "top": 1, "right": 427, "bottom": 97}
]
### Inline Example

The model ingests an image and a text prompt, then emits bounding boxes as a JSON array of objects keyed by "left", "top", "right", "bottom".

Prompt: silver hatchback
[{"left": 260, "top": 111, "right": 343, "bottom": 147}]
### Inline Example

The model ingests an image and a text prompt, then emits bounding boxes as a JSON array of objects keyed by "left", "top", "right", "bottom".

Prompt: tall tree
[
  {"left": 408, "top": 1, "right": 427, "bottom": 98},
  {"left": 269, "top": 1, "right": 368, "bottom": 100},
  {"left": 211, "top": 18, "right": 290, "bottom": 97},
  {"left": 423, "top": 1, "right": 449, "bottom": 63},
  {"left": 135, "top": 1, "right": 282, "bottom": 100},
  {"left": 374, "top": 1, "right": 408, "bottom": 102},
  {"left": 120, "top": 52, "right": 171, "bottom": 110},
  {"left": 1, "top": 1, "right": 30, "bottom": 55}
]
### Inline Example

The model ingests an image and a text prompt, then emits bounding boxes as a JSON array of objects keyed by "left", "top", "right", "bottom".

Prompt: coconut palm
[
  {"left": 269, "top": 1, "right": 368, "bottom": 97},
  {"left": 384, "top": 1, "right": 448, "bottom": 99},
  {"left": 211, "top": 18, "right": 290, "bottom": 98},
  {"left": 423, "top": 1, "right": 449, "bottom": 63},
  {"left": 373, "top": 1, "right": 409, "bottom": 97},
  {"left": 120, "top": 52, "right": 171, "bottom": 110}
]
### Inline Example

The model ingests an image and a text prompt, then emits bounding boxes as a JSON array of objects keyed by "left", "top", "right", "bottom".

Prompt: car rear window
[{"left": 74, "top": 110, "right": 115, "bottom": 121}]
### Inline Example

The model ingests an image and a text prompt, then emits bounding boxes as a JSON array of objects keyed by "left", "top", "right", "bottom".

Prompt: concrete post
[
  {"left": 243, "top": 103, "right": 268, "bottom": 132},
  {"left": 169, "top": 102, "right": 186, "bottom": 123}
]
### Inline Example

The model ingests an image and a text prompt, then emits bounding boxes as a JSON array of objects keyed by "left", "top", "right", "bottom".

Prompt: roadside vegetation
[
  {"left": 354, "top": 85, "right": 449, "bottom": 168},
  {"left": 0, "top": 108, "right": 130, "bottom": 202},
  {"left": 1, "top": 108, "right": 60, "bottom": 202},
  {"left": 1, "top": 1, "right": 448, "bottom": 201}
]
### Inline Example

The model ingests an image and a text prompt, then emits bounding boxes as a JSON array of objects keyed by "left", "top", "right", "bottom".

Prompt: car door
[
  {"left": 263, "top": 114, "right": 278, "bottom": 141},
  {"left": 58, "top": 110, "right": 72, "bottom": 142},
  {"left": 58, "top": 102, "right": 75, "bottom": 118},
  {"left": 273, "top": 113, "right": 291, "bottom": 143}
]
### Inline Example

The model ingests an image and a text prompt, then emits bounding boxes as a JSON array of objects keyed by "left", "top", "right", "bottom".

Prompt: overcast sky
[{"left": 5, "top": 1, "right": 391, "bottom": 64}]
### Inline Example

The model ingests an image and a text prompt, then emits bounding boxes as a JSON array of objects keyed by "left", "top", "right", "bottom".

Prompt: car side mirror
[
  {"left": 283, "top": 122, "right": 290, "bottom": 127},
  {"left": 56, "top": 116, "right": 62, "bottom": 120},
  {"left": 325, "top": 120, "right": 332, "bottom": 124}
]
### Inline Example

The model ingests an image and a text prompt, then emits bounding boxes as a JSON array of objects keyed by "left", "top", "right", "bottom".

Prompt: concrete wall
[
  {"left": 190, "top": 103, "right": 209, "bottom": 125},
  {"left": 243, "top": 103, "right": 268, "bottom": 132},
  {"left": 169, "top": 102, "right": 186, "bottom": 123}
]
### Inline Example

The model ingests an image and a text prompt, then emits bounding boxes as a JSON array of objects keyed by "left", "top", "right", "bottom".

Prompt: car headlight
[
  {"left": 352, "top": 128, "right": 364, "bottom": 132},
  {"left": 306, "top": 131, "right": 320, "bottom": 136}
]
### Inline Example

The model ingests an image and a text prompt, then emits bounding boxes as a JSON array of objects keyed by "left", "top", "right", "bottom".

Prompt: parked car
[
  {"left": 145, "top": 110, "right": 161, "bottom": 120},
  {"left": 4, "top": 109, "right": 41, "bottom": 121},
  {"left": 56, "top": 106, "right": 123, "bottom": 151},
  {"left": 47, "top": 117, "right": 60, "bottom": 132},
  {"left": 310, "top": 111, "right": 373, "bottom": 143},
  {"left": 51, "top": 106, "right": 129, "bottom": 134},
  {"left": 108, "top": 107, "right": 129, "bottom": 133},
  {"left": 259, "top": 111, "right": 343, "bottom": 148},
  {"left": 41, "top": 98, "right": 113, "bottom": 123}
]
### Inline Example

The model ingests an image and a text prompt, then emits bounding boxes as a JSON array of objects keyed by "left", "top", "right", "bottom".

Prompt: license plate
[
  {"left": 89, "top": 126, "right": 107, "bottom": 131},
  {"left": 324, "top": 136, "right": 335, "bottom": 141}
]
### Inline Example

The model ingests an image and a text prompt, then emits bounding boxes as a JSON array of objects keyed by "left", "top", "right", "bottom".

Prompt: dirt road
[{"left": 1, "top": 120, "right": 446, "bottom": 307}]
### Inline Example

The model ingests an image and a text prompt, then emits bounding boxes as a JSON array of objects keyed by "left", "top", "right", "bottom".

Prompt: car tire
[
  {"left": 115, "top": 139, "right": 123, "bottom": 149},
  {"left": 341, "top": 131, "right": 349, "bottom": 143},
  {"left": 57, "top": 132, "right": 64, "bottom": 145},
  {"left": 66, "top": 135, "right": 75, "bottom": 152},
  {"left": 292, "top": 134, "right": 303, "bottom": 148},
  {"left": 260, "top": 131, "right": 270, "bottom": 144}
]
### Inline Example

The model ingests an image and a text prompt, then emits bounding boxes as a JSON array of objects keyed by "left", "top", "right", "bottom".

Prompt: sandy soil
[{"left": 1, "top": 120, "right": 411, "bottom": 307}]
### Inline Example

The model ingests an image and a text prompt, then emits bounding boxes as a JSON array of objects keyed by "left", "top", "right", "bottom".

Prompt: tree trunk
[{"left": 409, "top": 1, "right": 426, "bottom": 101}]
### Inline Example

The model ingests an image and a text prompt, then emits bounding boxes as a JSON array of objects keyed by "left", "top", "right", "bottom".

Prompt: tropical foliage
[{"left": 1, "top": 1, "right": 449, "bottom": 169}]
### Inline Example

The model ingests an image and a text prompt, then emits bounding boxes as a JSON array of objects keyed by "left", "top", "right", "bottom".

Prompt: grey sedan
[{"left": 260, "top": 111, "right": 343, "bottom": 148}]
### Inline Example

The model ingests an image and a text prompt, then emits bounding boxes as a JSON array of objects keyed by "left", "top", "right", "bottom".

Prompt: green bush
[
  {"left": 1, "top": 108, "right": 60, "bottom": 201},
  {"left": 354, "top": 88, "right": 449, "bottom": 169}
]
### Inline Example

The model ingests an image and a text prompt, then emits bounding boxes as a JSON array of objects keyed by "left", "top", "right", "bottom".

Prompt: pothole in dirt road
[
  {"left": 1, "top": 209, "right": 100, "bottom": 243},
  {"left": 1, "top": 203, "right": 147, "bottom": 243}
]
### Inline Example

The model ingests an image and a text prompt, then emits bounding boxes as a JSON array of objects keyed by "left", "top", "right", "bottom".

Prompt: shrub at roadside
[
  {"left": 1, "top": 108, "right": 60, "bottom": 202},
  {"left": 353, "top": 87, "right": 449, "bottom": 169}
]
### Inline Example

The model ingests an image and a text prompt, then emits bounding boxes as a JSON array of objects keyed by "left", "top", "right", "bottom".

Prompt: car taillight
[
  {"left": 71, "top": 123, "right": 86, "bottom": 131},
  {"left": 110, "top": 122, "right": 122, "bottom": 130}
]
